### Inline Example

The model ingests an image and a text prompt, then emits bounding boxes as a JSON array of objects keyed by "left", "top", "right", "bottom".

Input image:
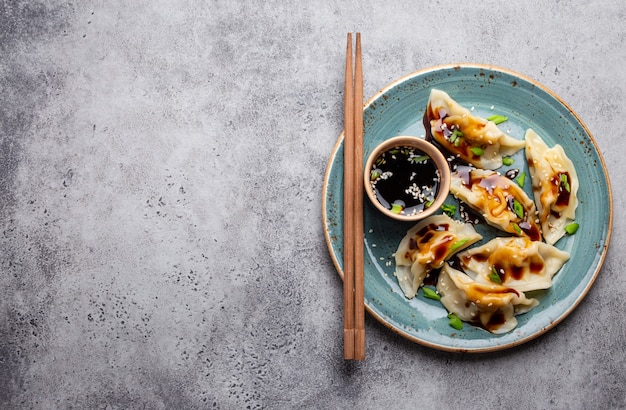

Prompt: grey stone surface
[{"left": 0, "top": 0, "right": 623, "bottom": 408}]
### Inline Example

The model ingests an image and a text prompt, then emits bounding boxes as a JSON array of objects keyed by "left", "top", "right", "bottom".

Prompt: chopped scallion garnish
[
  {"left": 449, "top": 129, "right": 463, "bottom": 147},
  {"left": 515, "top": 172, "right": 526, "bottom": 187},
  {"left": 422, "top": 287, "right": 441, "bottom": 301},
  {"left": 502, "top": 157, "right": 515, "bottom": 166},
  {"left": 560, "top": 173, "right": 571, "bottom": 193},
  {"left": 441, "top": 204, "right": 456, "bottom": 217},
  {"left": 513, "top": 199, "right": 524, "bottom": 219},
  {"left": 565, "top": 222, "right": 579, "bottom": 235},
  {"left": 512, "top": 223, "right": 523, "bottom": 235},
  {"left": 486, "top": 115, "right": 509, "bottom": 125},
  {"left": 448, "top": 238, "right": 470, "bottom": 254},
  {"left": 391, "top": 203, "right": 403, "bottom": 214},
  {"left": 411, "top": 155, "right": 430, "bottom": 163},
  {"left": 470, "top": 146, "right": 484, "bottom": 156},
  {"left": 489, "top": 267, "right": 503, "bottom": 284},
  {"left": 447, "top": 313, "right": 463, "bottom": 330}
]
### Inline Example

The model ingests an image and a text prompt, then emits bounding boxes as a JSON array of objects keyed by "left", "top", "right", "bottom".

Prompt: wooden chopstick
[
  {"left": 343, "top": 33, "right": 355, "bottom": 360},
  {"left": 343, "top": 32, "right": 365, "bottom": 360},
  {"left": 353, "top": 33, "right": 365, "bottom": 361}
]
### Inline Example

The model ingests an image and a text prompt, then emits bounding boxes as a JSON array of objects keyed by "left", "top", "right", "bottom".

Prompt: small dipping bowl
[{"left": 364, "top": 136, "right": 451, "bottom": 221}]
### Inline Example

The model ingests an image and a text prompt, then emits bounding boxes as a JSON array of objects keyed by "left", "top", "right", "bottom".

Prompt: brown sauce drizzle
[
  {"left": 519, "top": 221, "right": 541, "bottom": 241},
  {"left": 432, "top": 235, "right": 454, "bottom": 262},
  {"left": 493, "top": 262, "right": 532, "bottom": 282},
  {"left": 485, "top": 312, "right": 506, "bottom": 330},
  {"left": 529, "top": 257, "right": 545, "bottom": 274},
  {"left": 406, "top": 223, "right": 452, "bottom": 264},
  {"left": 554, "top": 172, "right": 571, "bottom": 208}
]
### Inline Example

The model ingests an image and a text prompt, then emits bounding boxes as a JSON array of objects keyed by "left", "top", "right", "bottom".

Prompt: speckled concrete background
[{"left": 0, "top": 0, "right": 623, "bottom": 409}]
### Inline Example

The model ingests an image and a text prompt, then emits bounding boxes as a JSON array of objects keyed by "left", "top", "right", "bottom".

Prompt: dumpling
[
  {"left": 525, "top": 129, "right": 579, "bottom": 245},
  {"left": 423, "top": 89, "right": 525, "bottom": 169},
  {"left": 395, "top": 214, "right": 482, "bottom": 299},
  {"left": 450, "top": 166, "right": 542, "bottom": 241},
  {"left": 457, "top": 237, "right": 570, "bottom": 292},
  {"left": 437, "top": 263, "right": 539, "bottom": 334}
]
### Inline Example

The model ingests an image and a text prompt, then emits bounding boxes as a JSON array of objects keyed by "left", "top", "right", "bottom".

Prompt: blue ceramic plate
[{"left": 323, "top": 64, "right": 612, "bottom": 352}]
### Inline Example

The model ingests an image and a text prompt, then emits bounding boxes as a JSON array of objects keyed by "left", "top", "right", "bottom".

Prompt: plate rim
[{"left": 322, "top": 62, "right": 613, "bottom": 353}]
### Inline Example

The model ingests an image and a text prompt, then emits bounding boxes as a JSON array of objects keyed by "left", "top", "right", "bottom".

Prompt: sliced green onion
[
  {"left": 425, "top": 199, "right": 434, "bottom": 208},
  {"left": 422, "top": 287, "right": 441, "bottom": 301},
  {"left": 447, "top": 313, "right": 463, "bottom": 330},
  {"left": 486, "top": 115, "right": 509, "bottom": 125},
  {"left": 448, "top": 238, "right": 470, "bottom": 254},
  {"left": 515, "top": 172, "right": 526, "bottom": 187},
  {"left": 391, "top": 203, "right": 403, "bottom": 214},
  {"left": 370, "top": 170, "right": 380, "bottom": 181},
  {"left": 513, "top": 199, "right": 524, "bottom": 219},
  {"left": 449, "top": 129, "right": 463, "bottom": 147},
  {"left": 502, "top": 157, "right": 515, "bottom": 166},
  {"left": 470, "top": 146, "right": 484, "bottom": 156},
  {"left": 560, "top": 173, "right": 571, "bottom": 193},
  {"left": 441, "top": 204, "right": 456, "bottom": 217},
  {"left": 411, "top": 155, "right": 430, "bottom": 163},
  {"left": 489, "top": 266, "right": 503, "bottom": 284},
  {"left": 512, "top": 223, "right": 523, "bottom": 235},
  {"left": 565, "top": 222, "right": 579, "bottom": 235}
]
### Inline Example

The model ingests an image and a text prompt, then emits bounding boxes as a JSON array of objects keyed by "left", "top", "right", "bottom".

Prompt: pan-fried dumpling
[
  {"left": 525, "top": 129, "right": 579, "bottom": 245},
  {"left": 395, "top": 214, "right": 482, "bottom": 299},
  {"left": 437, "top": 263, "right": 539, "bottom": 334},
  {"left": 450, "top": 166, "right": 542, "bottom": 241},
  {"left": 457, "top": 237, "right": 570, "bottom": 292},
  {"left": 424, "top": 89, "right": 525, "bottom": 169}
]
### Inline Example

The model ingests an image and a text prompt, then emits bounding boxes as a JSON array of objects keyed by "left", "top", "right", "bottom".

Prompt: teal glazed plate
[{"left": 322, "top": 64, "right": 613, "bottom": 353}]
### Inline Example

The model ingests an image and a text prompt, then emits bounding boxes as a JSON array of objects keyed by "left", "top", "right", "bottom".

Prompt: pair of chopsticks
[{"left": 343, "top": 32, "right": 365, "bottom": 361}]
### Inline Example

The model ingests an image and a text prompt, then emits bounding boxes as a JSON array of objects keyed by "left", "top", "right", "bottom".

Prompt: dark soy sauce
[{"left": 369, "top": 146, "right": 440, "bottom": 216}]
